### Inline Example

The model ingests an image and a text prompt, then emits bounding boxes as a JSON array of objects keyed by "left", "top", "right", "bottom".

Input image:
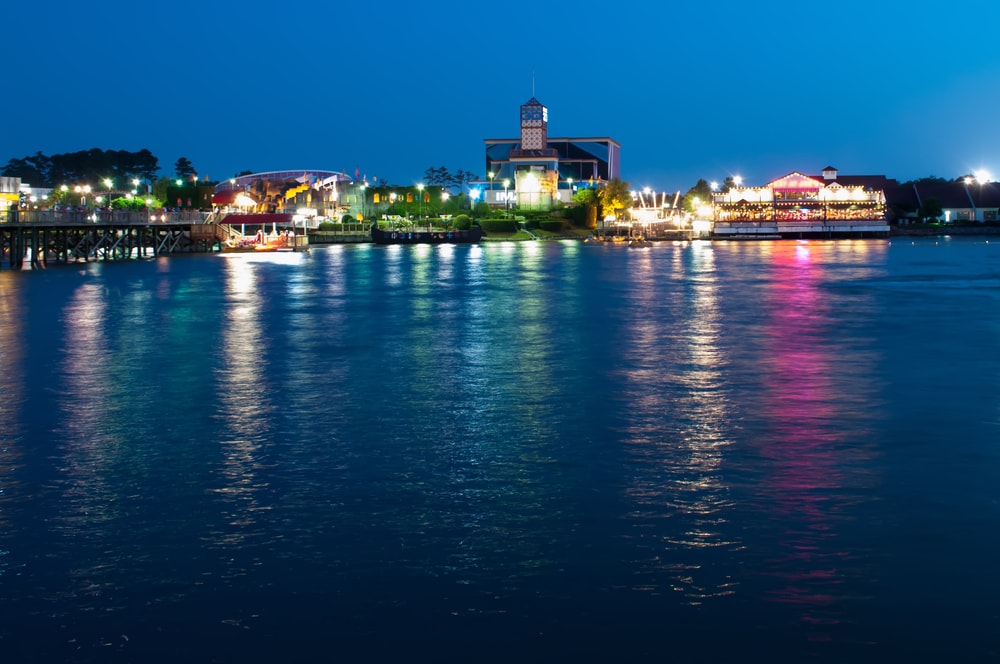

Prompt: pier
[{"left": 0, "top": 210, "right": 221, "bottom": 269}]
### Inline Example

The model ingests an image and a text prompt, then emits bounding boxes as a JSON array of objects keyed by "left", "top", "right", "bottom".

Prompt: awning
[
  {"left": 218, "top": 213, "right": 294, "bottom": 226},
  {"left": 212, "top": 190, "right": 257, "bottom": 205}
]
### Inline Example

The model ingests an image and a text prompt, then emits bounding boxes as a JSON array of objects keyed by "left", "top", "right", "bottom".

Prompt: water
[{"left": 1, "top": 238, "right": 999, "bottom": 662}]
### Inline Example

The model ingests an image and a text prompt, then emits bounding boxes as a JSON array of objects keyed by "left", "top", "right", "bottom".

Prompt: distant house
[{"left": 906, "top": 179, "right": 1000, "bottom": 223}]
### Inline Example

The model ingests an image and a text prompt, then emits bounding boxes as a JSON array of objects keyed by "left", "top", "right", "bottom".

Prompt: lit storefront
[{"left": 714, "top": 171, "right": 887, "bottom": 222}]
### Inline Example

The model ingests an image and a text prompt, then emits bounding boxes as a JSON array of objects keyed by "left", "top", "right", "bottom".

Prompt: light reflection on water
[
  {"left": 1, "top": 239, "right": 999, "bottom": 661},
  {"left": 615, "top": 242, "right": 739, "bottom": 605}
]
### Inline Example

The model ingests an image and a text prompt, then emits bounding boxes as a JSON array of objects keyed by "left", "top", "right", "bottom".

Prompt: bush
[
  {"left": 481, "top": 219, "right": 517, "bottom": 234},
  {"left": 341, "top": 214, "right": 355, "bottom": 224},
  {"left": 473, "top": 201, "right": 491, "bottom": 218},
  {"left": 564, "top": 206, "right": 587, "bottom": 226},
  {"left": 318, "top": 221, "right": 335, "bottom": 230},
  {"left": 453, "top": 214, "right": 471, "bottom": 230},
  {"left": 539, "top": 220, "right": 565, "bottom": 233}
]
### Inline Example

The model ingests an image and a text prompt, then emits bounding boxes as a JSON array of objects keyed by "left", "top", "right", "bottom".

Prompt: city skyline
[{"left": 5, "top": 0, "right": 999, "bottom": 192}]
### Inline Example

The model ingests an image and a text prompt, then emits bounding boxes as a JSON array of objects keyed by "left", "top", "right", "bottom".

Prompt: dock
[{"left": 1, "top": 210, "right": 221, "bottom": 269}]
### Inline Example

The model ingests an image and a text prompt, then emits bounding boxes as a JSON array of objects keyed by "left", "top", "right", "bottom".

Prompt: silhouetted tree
[{"left": 174, "top": 157, "right": 196, "bottom": 179}]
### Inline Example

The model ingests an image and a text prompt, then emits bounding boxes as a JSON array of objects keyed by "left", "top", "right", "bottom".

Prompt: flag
[{"left": 355, "top": 167, "right": 360, "bottom": 181}]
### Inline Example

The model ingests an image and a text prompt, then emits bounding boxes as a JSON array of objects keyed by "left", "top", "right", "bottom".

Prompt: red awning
[
  {"left": 219, "top": 213, "right": 294, "bottom": 225},
  {"left": 212, "top": 190, "right": 256, "bottom": 205}
]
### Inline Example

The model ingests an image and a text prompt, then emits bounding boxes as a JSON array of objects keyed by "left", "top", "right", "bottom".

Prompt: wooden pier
[{"left": 0, "top": 210, "right": 223, "bottom": 269}]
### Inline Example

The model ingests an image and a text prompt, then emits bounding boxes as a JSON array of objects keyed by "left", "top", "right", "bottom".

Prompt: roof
[
  {"left": 911, "top": 181, "right": 972, "bottom": 208},
  {"left": 815, "top": 174, "right": 896, "bottom": 190},
  {"left": 966, "top": 181, "right": 1000, "bottom": 207}
]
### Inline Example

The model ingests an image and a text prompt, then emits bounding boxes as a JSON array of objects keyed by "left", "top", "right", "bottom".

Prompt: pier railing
[{"left": 1, "top": 210, "right": 212, "bottom": 225}]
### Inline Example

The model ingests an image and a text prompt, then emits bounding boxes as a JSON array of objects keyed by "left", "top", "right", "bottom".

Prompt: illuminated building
[
  {"left": 482, "top": 97, "right": 621, "bottom": 210},
  {"left": 0, "top": 176, "right": 20, "bottom": 216},
  {"left": 711, "top": 167, "right": 891, "bottom": 238},
  {"left": 211, "top": 170, "right": 354, "bottom": 219}
]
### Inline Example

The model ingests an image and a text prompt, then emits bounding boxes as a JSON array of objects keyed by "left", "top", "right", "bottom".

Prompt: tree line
[{"left": 1, "top": 149, "right": 167, "bottom": 187}]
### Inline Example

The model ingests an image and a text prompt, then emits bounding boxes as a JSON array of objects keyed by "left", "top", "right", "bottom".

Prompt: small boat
[
  {"left": 223, "top": 233, "right": 308, "bottom": 253},
  {"left": 628, "top": 237, "right": 652, "bottom": 247},
  {"left": 583, "top": 234, "right": 629, "bottom": 245},
  {"left": 371, "top": 224, "right": 483, "bottom": 245}
]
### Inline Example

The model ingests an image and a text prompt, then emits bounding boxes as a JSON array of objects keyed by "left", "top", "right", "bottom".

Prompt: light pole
[
  {"left": 417, "top": 183, "right": 424, "bottom": 223},
  {"left": 103, "top": 178, "right": 113, "bottom": 209},
  {"left": 488, "top": 171, "right": 495, "bottom": 203},
  {"left": 74, "top": 184, "right": 91, "bottom": 208},
  {"left": 360, "top": 182, "right": 367, "bottom": 221},
  {"left": 567, "top": 177, "right": 573, "bottom": 204},
  {"left": 503, "top": 179, "right": 510, "bottom": 214}
]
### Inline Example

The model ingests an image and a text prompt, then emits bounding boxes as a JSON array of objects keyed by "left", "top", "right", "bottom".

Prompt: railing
[{"left": 1, "top": 210, "right": 212, "bottom": 224}]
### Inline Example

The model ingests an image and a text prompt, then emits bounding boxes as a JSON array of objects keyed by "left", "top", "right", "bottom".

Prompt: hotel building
[{"left": 482, "top": 97, "right": 620, "bottom": 210}]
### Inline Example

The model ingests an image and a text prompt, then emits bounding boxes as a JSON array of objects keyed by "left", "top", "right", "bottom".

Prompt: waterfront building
[
  {"left": 211, "top": 170, "right": 355, "bottom": 220},
  {"left": 710, "top": 166, "right": 892, "bottom": 238},
  {"left": 0, "top": 176, "right": 20, "bottom": 216},
  {"left": 713, "top": 167, "right": 891, "bottom": 223},
  {"left": 482, "top": 97, "right": 621, "bottom": 210},
  {"left": 898, "top": 178, "right": 1000, "bottom": 223}
]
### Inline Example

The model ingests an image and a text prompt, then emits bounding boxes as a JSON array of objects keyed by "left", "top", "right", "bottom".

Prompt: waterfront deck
[
  {"left": 0, "top": 210, "right": 219, "bottom": 269},
  {"left": 711, "top": 220, "right": 890, "bottom": 239}
]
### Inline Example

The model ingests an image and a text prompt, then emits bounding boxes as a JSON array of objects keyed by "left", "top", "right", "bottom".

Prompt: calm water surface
[{"left": 0, "top": 238, "right": 998, "bottom": 662}]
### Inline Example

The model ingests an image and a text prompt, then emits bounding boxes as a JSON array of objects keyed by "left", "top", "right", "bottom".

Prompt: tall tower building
[{"left": 519, "top": 98, "right": 548, "bottom": 151}]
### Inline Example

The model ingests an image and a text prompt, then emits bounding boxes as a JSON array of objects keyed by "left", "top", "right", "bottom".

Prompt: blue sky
[{"left": 6, "top": 0, "right": 1000, "bottom": 191}]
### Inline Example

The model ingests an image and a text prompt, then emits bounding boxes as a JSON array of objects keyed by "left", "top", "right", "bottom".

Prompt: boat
[
  {"left": 583, "top": 234, "right": 629, "bottom": 245},
  {"left": 371, "top": 224, "right": 483, "bottom": 245},
  {"left": 222, "top": 232, "right": 308, "bottom": 253}
]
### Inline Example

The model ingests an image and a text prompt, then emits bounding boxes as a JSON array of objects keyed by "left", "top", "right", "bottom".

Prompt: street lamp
[
  {"left": 103, "top": 178, "right": 113, "bottom": 209},
  {"left": 360, "top": 182, "right": 367, "bottom": 221},
  {"left": 503, "top": 179, "right": 510, "bottom": 213},
  {"left": 567, "top": 177, "right": 573, "bottom": 203},
  {"left": 417, "top": 183, "right": 424, "bottom": 222},
  {"left": 488, "top": 171, "right": 495, "bottom": 204},
  {"left": 74, "top": 184, "right": 91, "bottom": 207}
]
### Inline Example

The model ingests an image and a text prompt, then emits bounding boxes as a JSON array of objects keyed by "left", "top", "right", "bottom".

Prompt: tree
[
  {"left": 1, "top": 153, "right": 49, "bottom": 184},
  {"left": 683, "top": 178, "right": 714, "bottom": 213},
  {"left": 598, "top": 178, "right": 632, "bottom": 221},
  {"left": 452, "top": 169, "right": 479, "bottom": 193},
  {"left": 3, "top": 149, "right": 160, "bottom": 187},
  {"left": 918, "top": 197, "right": 944, "bottom": 223},
  {"left": 424, "top": 166, "right": 450, "bottom": 187},
  {"left": 423, "top": 166, "right": 480, "bottom": 193},
  {"left": 571, "top": 187, "right": 599, "bottom": 229},
  {"left": 174, "top": 157, "right": 196, "bottom": 179}
]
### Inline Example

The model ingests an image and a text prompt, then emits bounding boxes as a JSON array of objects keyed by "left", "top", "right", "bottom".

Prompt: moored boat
[
  {"left": 371, "top": 224, "right": 483, "bottom": 245},
  {"left": 222, "top": 233, "right": 308, "bottom": 253}
]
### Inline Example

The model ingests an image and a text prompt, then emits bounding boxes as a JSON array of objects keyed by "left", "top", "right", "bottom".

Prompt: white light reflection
[
  {"left": 210, "top": 256, "right": 274, "bottom": 549},
  {"left": 0, "top": 273, "right": 26, "bottom": 568},
  {"left": 618, "top": 241, "right": 740, "bottom": 605}
]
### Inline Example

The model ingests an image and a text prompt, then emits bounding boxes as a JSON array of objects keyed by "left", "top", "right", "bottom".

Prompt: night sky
[{"left": 6, "top": 0, "right": 1000, "bottom": 190}]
